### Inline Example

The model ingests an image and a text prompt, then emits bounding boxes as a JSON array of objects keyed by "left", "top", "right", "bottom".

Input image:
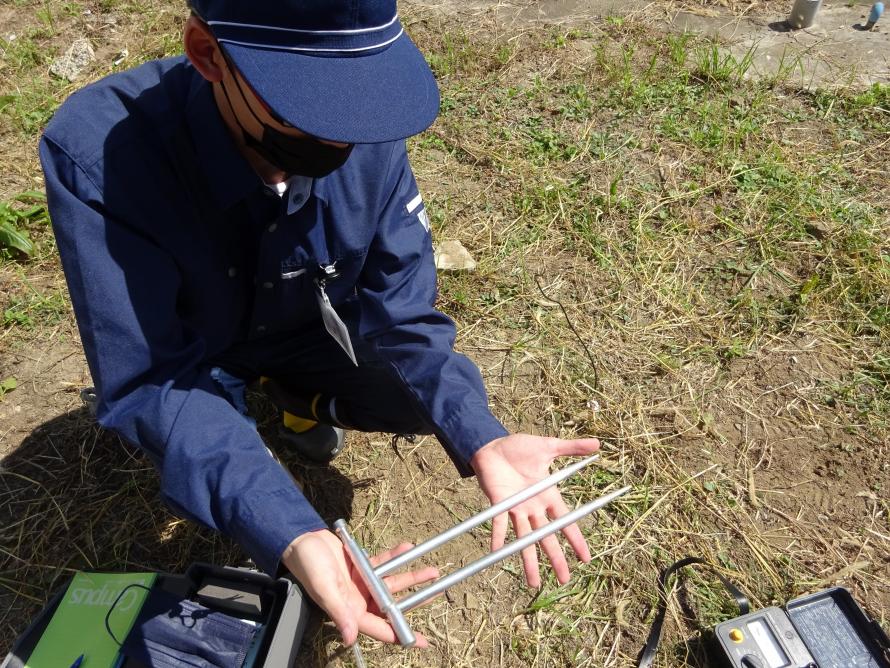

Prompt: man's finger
[
  {"left": 369, "top": 542, "right": 416, "bottom": 568},
  {"left": 530, "top": 513, "right": 570, "bottom": 584},
  {"left": 358, "top": 612, "right": 431, "bottom": 648},
  {"left": 383, "top": 566, "right": 440, "bottom": 595},
  {"left": 491, "top": 512, "right": 508, "bottom": 552},
  {"left": 560, "top": 522, "right": 591, "bottom": 563},
  {"left": 550, "top": 437, "right": 600, "bottom": 459},
  {"left": 548, "top": 496, "right": 592, "bottom": 563},
  {"left": 511, "top": 512, "right": 540, "bottom": 588}
]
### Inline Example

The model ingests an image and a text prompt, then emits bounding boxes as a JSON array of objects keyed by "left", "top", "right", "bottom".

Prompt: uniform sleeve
[
  {"left": 39, "top": 136, "right": 326, "bottom": 574},
  {"left": 357, "top": 143, "right": 508, "bottom": 476}
]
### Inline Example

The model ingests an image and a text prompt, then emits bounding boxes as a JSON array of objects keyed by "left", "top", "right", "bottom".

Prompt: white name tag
[{"left": 315, "top": 280, "right": 358, "bottom": 366}]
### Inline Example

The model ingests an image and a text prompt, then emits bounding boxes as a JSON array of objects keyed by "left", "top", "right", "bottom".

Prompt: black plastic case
[{"left": 2, "top": 563, "right": 308, "bottom": 668}]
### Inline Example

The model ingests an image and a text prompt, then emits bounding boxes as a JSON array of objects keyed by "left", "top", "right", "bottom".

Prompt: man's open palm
[{"left": 471, "top": 434, "right": 601, "bottom": 588}]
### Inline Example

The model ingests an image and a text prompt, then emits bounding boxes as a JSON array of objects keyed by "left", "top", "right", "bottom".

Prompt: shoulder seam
[{"left": 41, "top": 134, "right": 104, "bottom": 195}]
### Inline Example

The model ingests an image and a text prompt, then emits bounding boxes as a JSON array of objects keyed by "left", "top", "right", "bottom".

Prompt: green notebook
[{"left": 25, "top": 571, "right": 157, "bottom": 668}]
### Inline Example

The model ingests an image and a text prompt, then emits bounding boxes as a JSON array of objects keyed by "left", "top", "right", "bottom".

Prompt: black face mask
[{"left": 218, "top": 57, "right": 354, "bottom": 178}]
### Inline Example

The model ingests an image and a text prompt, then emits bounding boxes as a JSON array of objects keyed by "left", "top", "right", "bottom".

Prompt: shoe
[{"left": 278, "top": 422, "right": 345, "bottom": 464}]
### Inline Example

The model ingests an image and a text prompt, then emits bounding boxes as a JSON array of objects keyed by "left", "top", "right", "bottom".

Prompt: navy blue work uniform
[{"left": 39, "top": 56, "right": 508, "bottom": 575}]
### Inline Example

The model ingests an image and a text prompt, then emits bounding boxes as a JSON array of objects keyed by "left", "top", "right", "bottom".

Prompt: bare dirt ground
[{"left": 1, "top": 1, "right": 888, "bottom": 667}]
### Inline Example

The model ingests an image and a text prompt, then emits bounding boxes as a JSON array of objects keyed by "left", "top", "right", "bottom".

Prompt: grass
[
  {"left": 3, "top": 287, "right": 68, "bottom": 330},
  {"left": 0, "top": 25, "right": 65, "bottom": 135},
  {"left": 401, "top": 12, "right": 888, "bottom": 666},
  {"left": 1, "top": 1, "right": 889, "bottom": 667}
]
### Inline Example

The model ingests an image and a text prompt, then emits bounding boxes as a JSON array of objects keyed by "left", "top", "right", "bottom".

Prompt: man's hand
[
  {"left": 282, "top": 530, "right": 439, "bottom": 646},
  {"left": 470, "top": 434, "right": 601, "bottom": 588}
]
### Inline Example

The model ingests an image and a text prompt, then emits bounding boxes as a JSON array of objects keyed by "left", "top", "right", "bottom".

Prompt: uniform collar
[
  {"left": 185, "top": 70, "right": 262, "bottom": 211},
  {"left": 265, "top": 174, "right": 315, "bottom": 215}
]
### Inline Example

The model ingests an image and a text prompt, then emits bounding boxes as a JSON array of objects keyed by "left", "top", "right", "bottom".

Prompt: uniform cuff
[
  {"left": 438, "top": 405, "right": 509, "bottom": 477},
  {"left": 230, "top": 486, "right": 328, "bottom": 575}
]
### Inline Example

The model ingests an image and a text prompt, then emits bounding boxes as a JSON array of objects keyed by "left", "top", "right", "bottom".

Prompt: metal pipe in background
[
  {"left": 374, "top": 454, "right": 600, "bottom": 577},
  {"left": 395, "top": 485, "right": 632, "bottom": 613},
  {"left": 334, "top": 519, "right": 416, "bottom": 648},
  {"left": 865, "top": 2, "right": 884, "bottom": 30}
]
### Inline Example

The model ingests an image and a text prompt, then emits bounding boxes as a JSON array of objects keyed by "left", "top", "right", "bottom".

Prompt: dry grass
[
  {"left": 2, "top": 1, "right": 889, "bottom": 667},
  {"left": 665, "top": 0, "right": 787, "bottom": 13}
]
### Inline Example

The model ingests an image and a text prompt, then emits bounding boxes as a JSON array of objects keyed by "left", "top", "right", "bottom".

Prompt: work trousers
[{"left": 207, "top": 322, "right": 432, "bottom": 437}]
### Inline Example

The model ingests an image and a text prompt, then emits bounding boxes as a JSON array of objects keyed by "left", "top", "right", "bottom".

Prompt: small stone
[
  {"left": 434, "top": 240, "right": 476, "bottom": 272},
  {"left": 464, "top": 592, "right": 480, "bottom": 609},
  {"left": 804, "top": 219, "right": 832, "bottom": 239},
  {"left": 50, "top": 38, "right": 95, "bottom": 81}
]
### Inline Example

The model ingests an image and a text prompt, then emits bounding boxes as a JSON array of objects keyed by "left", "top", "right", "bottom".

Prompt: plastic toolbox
[{"left": 2, "top": 563, "right": 309, "bottom": 668}]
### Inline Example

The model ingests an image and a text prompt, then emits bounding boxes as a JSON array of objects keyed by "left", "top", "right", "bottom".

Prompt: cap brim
[{"left": 223, "top": 32, "right": 440, "bottom": 144}]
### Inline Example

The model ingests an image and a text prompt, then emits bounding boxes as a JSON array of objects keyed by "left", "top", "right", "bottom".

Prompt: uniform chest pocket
[
  {"left": 275, "top": 262, "right": 317, "bottom": 330},
  {"left": 279, "top": 265, "right": 314, "bottom": 300}
]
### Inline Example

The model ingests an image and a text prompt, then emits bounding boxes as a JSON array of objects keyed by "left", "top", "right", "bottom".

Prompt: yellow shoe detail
[{"left": 283, "top": 411, "right": 318, "bottom": 434}]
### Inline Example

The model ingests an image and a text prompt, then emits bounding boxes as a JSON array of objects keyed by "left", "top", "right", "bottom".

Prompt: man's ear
[{"left": 184, "top": 15, "right": 225, "bottom": 83}]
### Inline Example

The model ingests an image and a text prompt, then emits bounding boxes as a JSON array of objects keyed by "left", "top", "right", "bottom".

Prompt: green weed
[
  {"left": 693, "top": 43, "right": 755, "bottom": 85},
  {"left": 0, "top": 191, "right": 49, "bottom": 259},
  {"left": 0, "top": 377, "right": 17, "bottom": 399},
  {"left": 425, "top": 31, "right": 486, "bottom": 79}
]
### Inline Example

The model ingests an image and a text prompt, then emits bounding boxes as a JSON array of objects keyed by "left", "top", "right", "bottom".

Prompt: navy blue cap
[{"left": 189, "top": 0, "right": 440, "bottom": 144}]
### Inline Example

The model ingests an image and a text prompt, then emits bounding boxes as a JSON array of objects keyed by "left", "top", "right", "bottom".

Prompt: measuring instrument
[
  {"left": 639, "top": 557, "right": 890, "bottom": 668},
  {"left": 714, "top": 588, "right": 890, "bottom": 668}
]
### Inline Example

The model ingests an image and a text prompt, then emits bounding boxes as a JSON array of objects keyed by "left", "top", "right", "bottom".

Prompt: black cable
[{"left": 638, "top": 556, "right": 750, "bottom": 668}]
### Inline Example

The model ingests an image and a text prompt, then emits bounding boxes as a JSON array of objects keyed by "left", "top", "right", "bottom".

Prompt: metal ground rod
[
  {"left": 334, "top": 519, "right": 417, "bottom": 647},
  {"left": 374, "top": 454, "right": 600, "bottom": 577},
  {"left": 396, "top": 485, "right": 631, "bottom": 613}
]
